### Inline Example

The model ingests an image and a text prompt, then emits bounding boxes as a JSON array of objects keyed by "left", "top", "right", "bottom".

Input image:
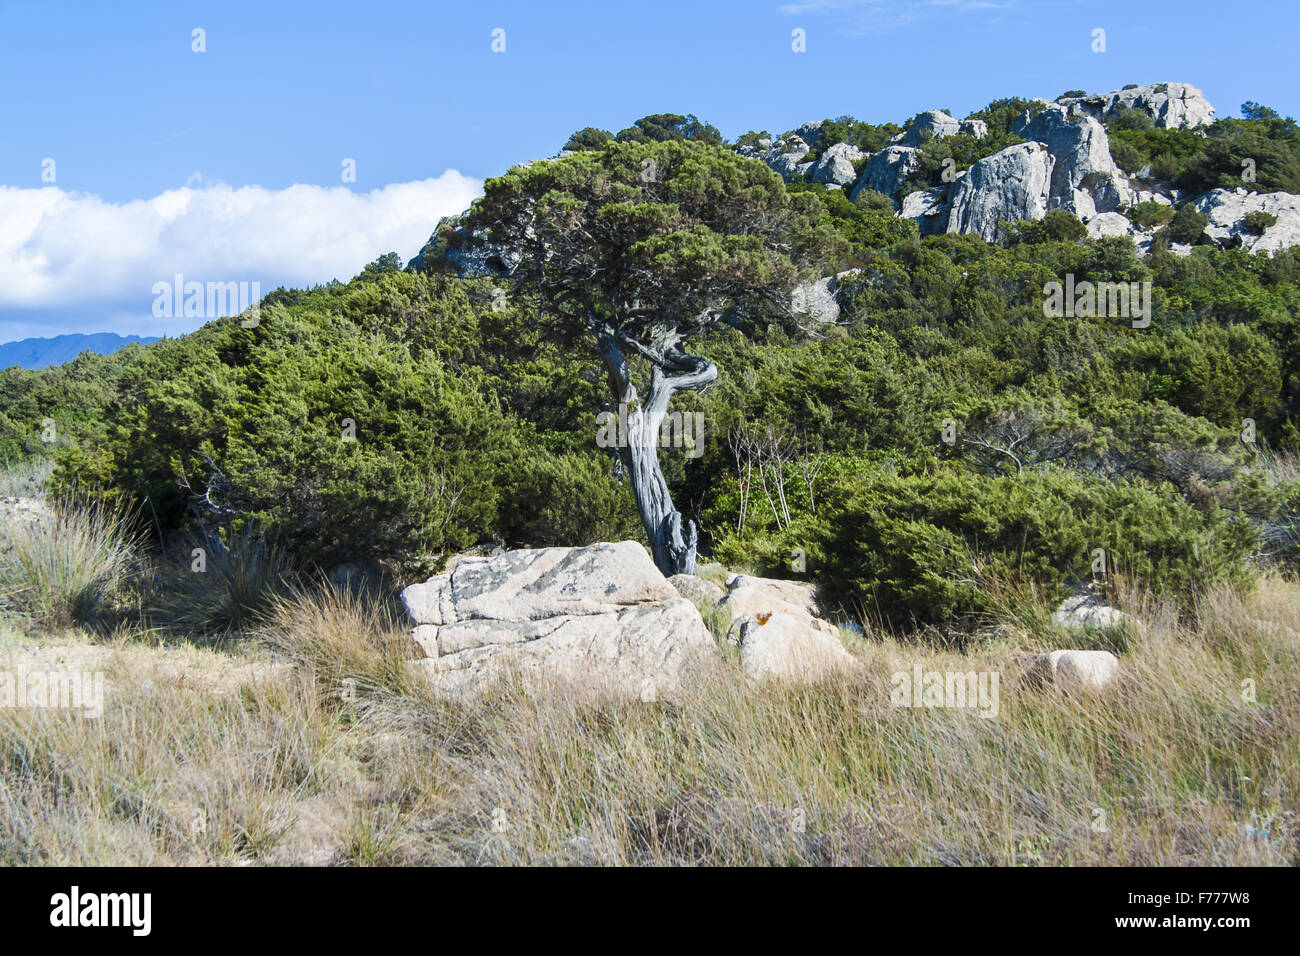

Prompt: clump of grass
[
  {"left": 0, "top": 494, "right": 139, "bottom": 629},
  {"left": 148, "top": 523, "right": 296, "bottom": 638},
  {"left": 264, "top": 583, "right": 421, "bottom": 706},
  {"left": 0, "top": 459, "right": 54, "bottom": 499},
  {"left": 693, "top": 596, "right": 734, "bottom": 646}
]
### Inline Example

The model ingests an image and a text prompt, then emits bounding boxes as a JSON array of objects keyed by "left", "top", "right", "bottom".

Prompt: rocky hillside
[
  {"left": 738, "top": 82, "right": 1297, "bottom": 254},
  {"left": 411, "top": 82, "right": 1300, "bottom": 280}
]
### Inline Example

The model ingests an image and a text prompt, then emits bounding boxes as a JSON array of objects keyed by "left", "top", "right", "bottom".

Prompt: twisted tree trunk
[{"left": 596, "top": 328, "right": 716, "bottom": 577}]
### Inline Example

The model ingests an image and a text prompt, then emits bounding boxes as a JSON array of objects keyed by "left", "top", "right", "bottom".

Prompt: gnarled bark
[{"left": 596, "top": 327, "right": 716, "bottom": 576}]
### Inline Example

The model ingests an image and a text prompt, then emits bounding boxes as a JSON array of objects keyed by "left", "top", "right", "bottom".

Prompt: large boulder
[
  {"left": 809, "top": 142, "right": 867, "bottom": 186},
  {"left": 717, "top": 575, "right": 855, "bottom": 683},
  {"left": 791, "top": 269, "right": 861, "bottom": 323},
  {"left": 901, "top": 183, "right": 955, "bottom": 235},
  {"left": 1020, "top": 650, "right": 1121, "bottom": 692},
  {"left": 1191, "top": 188, "right": 1300, "bottom": 254},
  {"left": 400, "top": 542, "right": 718, "bottom": 699},
  {"left": 900, "top": 110, "right": 962, "bottom": 147},
  {"left": 1058, "top": 82, "right": 1215, "bottom": 130},
  {"left": 945, "top": 143, "right": 1054, "bottom": 241},
  {"left": 1011, "top": 105, "right": 1135, "bottom": 219},
  {"left": 849, "top": 146, "right": 922, "bottom": 203}
]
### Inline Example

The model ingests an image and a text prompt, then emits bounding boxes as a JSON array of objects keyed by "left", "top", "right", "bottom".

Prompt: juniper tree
[{"left": 452, "top": 140, "right": 826, "bottom": 574}]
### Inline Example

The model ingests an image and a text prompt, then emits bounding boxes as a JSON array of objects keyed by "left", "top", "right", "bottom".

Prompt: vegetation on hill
[{"left": 5, "top": 99, "right": 1300, "bottom": 628}]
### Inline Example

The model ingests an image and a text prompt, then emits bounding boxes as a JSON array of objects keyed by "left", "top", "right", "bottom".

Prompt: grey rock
[
  {"left": 1051, "top": 590, "right": 1125, "bottom": 630},
  {"left": 1020, "top": 650, "right": 1121, "bottom": 692},
  {"left": 738, "top": 135, "right": 812, "bottom": 181},
  {"left": 1086, "top": 211, "right": 1137, "bottom": 238},
  {"left": 406, "top": 210, "right": 521, "bottom": 278},
  {"left": 849, "top": 146, "right": 922, "bottom": 203},
  {"left": 901, "top": 110, "right": 961, "bottom": 147},
  {"left": 1191, "top": 188, "right": 1300, "bottom": 253},
  {"left": 722, "top": 574, "right": 824, "bottom": 617},
  {"left": 946, "top": 143, "right": 1054, "bottom": 241},
  {"left": 1012, "top": 105, "right": 1135, "bottom": 219},
  {"left": 794, "top": 120, "right": 825, "bottom": 148},
  {"left": 959, "top": 118, "right": 989, "bottom": 139},
  {"left": 810, "top": 142, "right": 867, "bottom": 186},
  {"left": 900, "top": 184, "right": 954, "bottom": 235},
  {"left": 668, "top": 573, "right": 725, "bottom": 607},
  {"left": 791, "top": 269, "right": 861, "bottom": 323},
  {"left": 400, "top": 541, "right": 718, "bottom": 699},
  {"left": 1058, "top": 82, "right": 1215, "bottom": 130}
]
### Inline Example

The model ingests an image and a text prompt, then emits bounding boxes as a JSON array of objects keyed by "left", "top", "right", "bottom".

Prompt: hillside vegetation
[
  {"left": 5, "top": 174, "right": 1300, "bottom": 627},
  {"left": 3, "top": 93, "right": 1300, "bottom": 868}
]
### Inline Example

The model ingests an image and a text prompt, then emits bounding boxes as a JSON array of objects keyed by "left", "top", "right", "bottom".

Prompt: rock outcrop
[
  {"left": 849, "top": 146, "right": 922, "bottom": 203},
  {"left": 900, "top": 110, "right": 962, "bottom": 147},
  {"left": 738, "top": 135, "right": 813, "bottom": 181},
  {"left": 1192, "top": 188, "right": 1300, "bottom": 253},
  {"left": 1011, "top": 105, "right": 1134, "bottom": 219},
  {"left": 791, "top": 269, "right": 861, "bottom": 323},
  {"left": 809, "top": 142, "right": 867, "bottom": 187},
  {"left": 668, "top": 572, "right": 725, "bottom": 607},
  {"left": 945, "top": 143, "right": 1054, "bottom": 241},
  {"left": 400, "top": 541, "right": 719, "bottom": 699},
  {"left": 717, "top": 574, "right": 856, "bottom": 683},
  {"left": 901, "top": 184, "right": 954, "bottom": 235},
  {"left": 1057, "top": 82, "right": 1215, "bottom": 130},
  {"left": 406, "top": 210, "right": 519, "bottom": 278}
]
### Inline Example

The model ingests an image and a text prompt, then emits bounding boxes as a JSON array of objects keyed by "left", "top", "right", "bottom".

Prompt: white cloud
[{"left": 0, "top": 173, "right": 483, "bottom": 340}]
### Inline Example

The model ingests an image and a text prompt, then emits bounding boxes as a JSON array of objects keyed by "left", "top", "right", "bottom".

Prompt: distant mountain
[{"left": 0, "top": 333, "right": 160, "bottom": 370}]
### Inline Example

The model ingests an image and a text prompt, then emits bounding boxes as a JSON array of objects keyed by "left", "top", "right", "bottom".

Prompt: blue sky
[{"left": 1, "top": 0, "right": 1297, "bottom": 341}]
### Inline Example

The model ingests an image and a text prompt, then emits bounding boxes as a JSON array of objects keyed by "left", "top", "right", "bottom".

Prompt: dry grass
[
  {"left": 0, "top": 494, "right": 140, "bottom": 629},
  {"left": 1, "top": 569, "right": 1296, "bottom": 866}
]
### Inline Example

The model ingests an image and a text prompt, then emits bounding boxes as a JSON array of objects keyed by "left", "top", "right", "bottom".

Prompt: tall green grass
[
  {"left": 147, "top": 523, "right": 297, "bottom": 637},
  {"left": 0, "top": 494, "right": 139, "bottom": 629}
]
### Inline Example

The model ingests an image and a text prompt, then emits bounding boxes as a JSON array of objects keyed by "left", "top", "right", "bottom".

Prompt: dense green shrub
[
  {"left": 1007, "top": 210, "right": 1088, "bottom": 245},
  {"left": 1243, "top": 210, "right": 1279, "bottom": 234},
  {"left": 1163, "top": 205, "right": 1210, "bottom": 245},
  {"left": 710, "top": 466, "right": 1255, "bottom": 626},
  {"left": 1128, "top": 201, "right": 1176, "bottom": 230},
  {"left": 147, "top": 523, "right": 296, "bottom": 636}
]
